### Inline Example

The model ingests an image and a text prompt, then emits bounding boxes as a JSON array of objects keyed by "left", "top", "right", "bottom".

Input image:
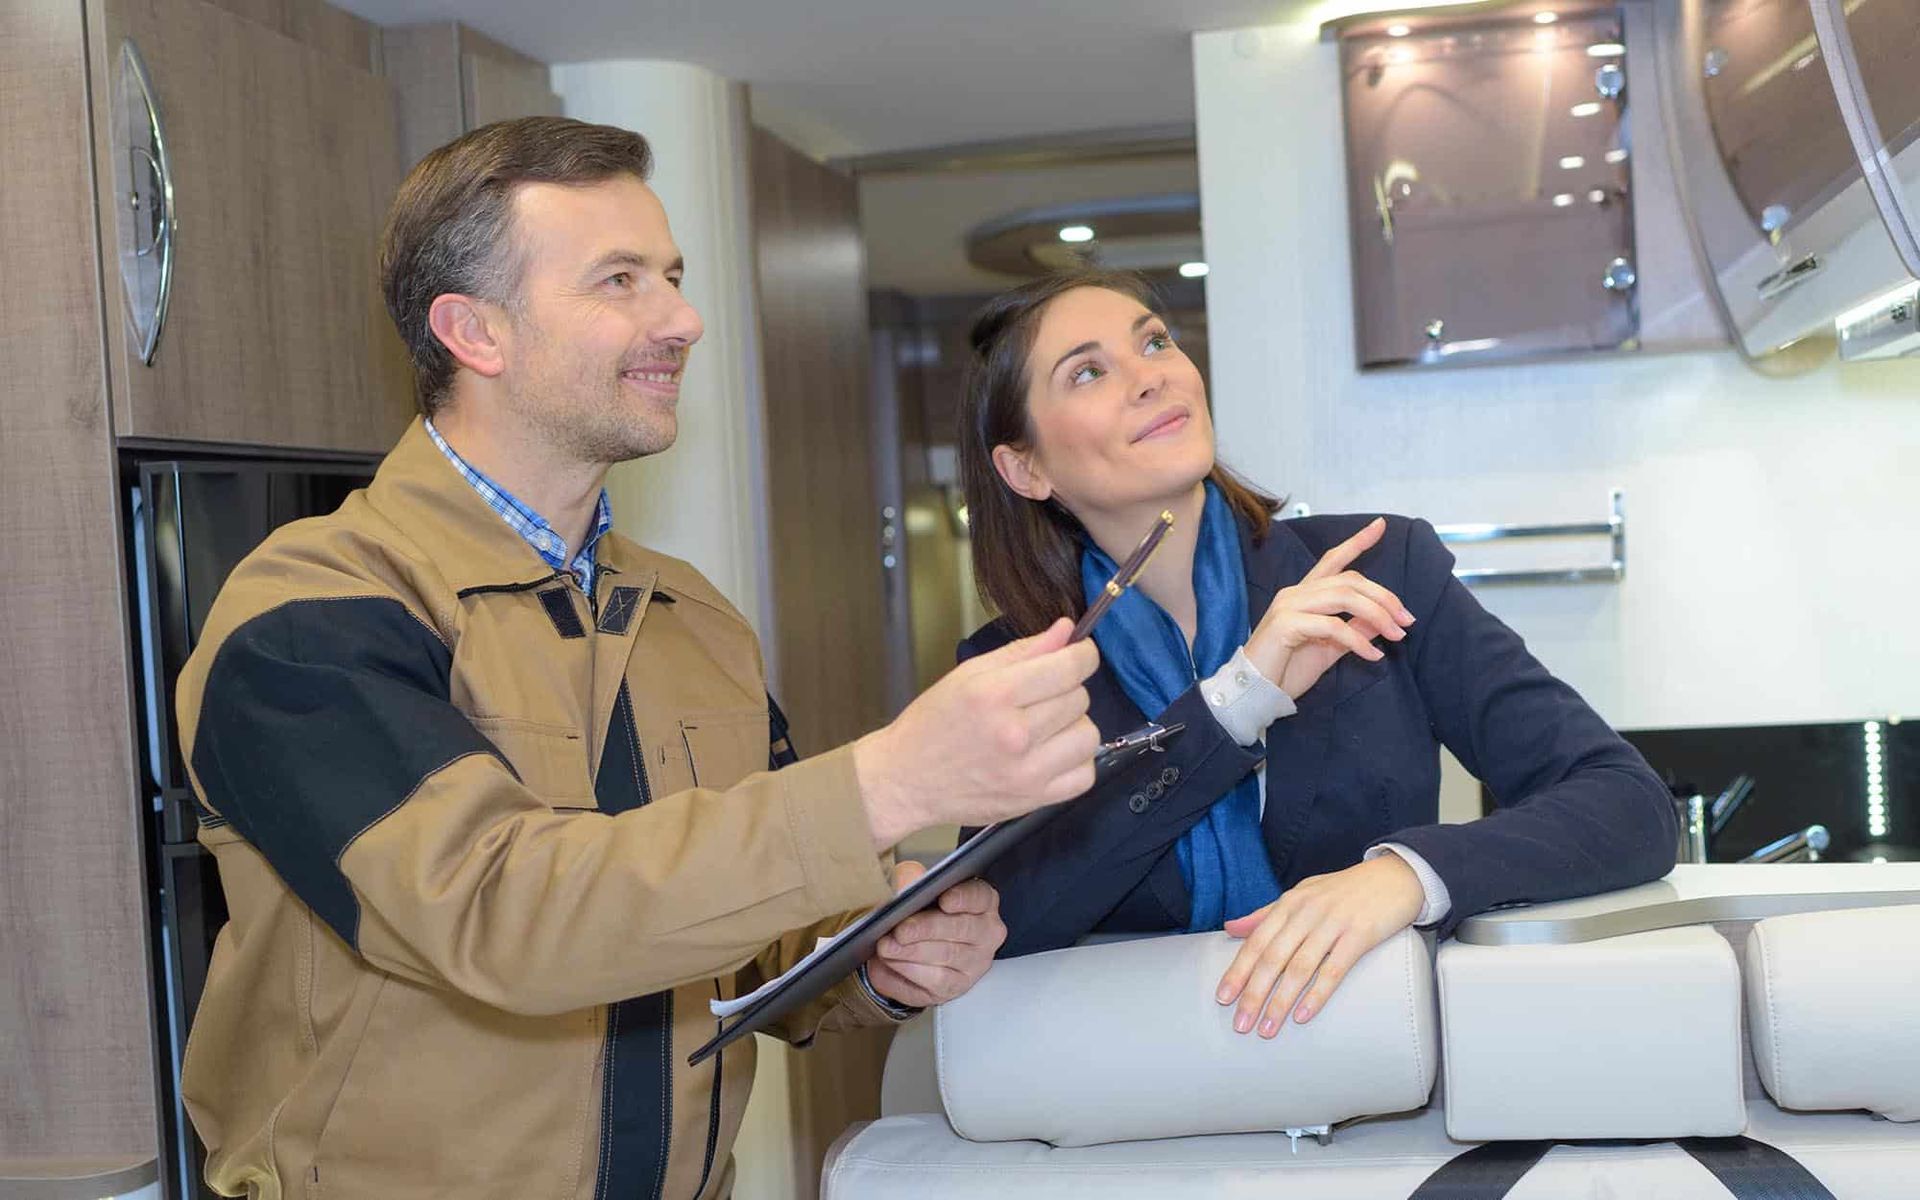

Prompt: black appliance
[{"left": 124, "top": 454, "right": 376, "bottom": 1200}]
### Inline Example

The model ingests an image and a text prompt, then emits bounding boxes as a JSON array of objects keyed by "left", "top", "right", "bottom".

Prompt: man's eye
[
  {"left": 667, "top": 274, "right": 685, "bottom": 291},
  {"left": 607, "top": 272, "right": 632, "bottom": 287}
]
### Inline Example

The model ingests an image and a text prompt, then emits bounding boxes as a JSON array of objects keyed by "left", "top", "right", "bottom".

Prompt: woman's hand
[
  {"left": 1244, "top": 517, "right": 1415, "bottom": 701},
  {"left": 1214, "top": 855, "right": 1425, "bottom": 1034}
]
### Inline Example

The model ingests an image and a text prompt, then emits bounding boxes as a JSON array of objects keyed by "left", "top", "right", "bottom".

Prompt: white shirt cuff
[
  {"left": 1200, "top": 646, "right": 1296, "bottom": 747},
  {"left": 1366, "top": 843, "right": 1452, "bottom": 928}
]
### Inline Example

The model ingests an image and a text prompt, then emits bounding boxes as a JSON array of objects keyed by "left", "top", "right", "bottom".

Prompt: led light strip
[{"left": 1864, "top": 720, "right": 1888, "bottom": 840}]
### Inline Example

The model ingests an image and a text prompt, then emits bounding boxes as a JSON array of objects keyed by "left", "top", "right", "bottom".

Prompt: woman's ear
[
  {"left": 428, "top": 293, "right": 508, "bottom": 379},
  {"left": 991, "top": 444, "right": 1052, "bottom": 502}
]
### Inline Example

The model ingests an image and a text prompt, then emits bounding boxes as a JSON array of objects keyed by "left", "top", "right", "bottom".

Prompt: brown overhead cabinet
[{"left": 87, "top": 0, "right": 414, "bottom": 453}]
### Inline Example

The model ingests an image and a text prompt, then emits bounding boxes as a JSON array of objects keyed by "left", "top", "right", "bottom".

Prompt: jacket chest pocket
[
  {"left": 679, "top": 709, "right": 770, "bottom": 791},
  {"left": 470, "top": 717, "right": 596, "bottom": 809}
]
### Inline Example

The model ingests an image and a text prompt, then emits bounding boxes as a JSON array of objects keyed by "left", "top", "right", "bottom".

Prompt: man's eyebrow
[{"left": 584, "top": 251, "right": 686, "bottom": 275}]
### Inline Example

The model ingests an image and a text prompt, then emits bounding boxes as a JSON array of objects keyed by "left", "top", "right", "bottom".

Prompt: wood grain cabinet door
[{"left": 88, "top": 0, "right": 413, "bottom": 453}]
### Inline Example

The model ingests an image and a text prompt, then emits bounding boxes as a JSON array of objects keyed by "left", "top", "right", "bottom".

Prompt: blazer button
[
  {"left": 1127, "top": 793, "right": 1150, "bottom": 814},
  {"left": 1145, "top": 781, "right": 1165, "bottom": 801},
  {"left": 1160, "top": 766, "right": 1180, "bottom": 787}
]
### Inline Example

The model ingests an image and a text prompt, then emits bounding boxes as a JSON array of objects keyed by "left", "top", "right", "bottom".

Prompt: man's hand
[
  {"left": 864, "top": 861, "right": 1006, "bottom": 1008},
  {"left": 1214, "top": 854, "right": 1424, "bottom": 1035},
  {"left": 855, "top": 617, "right": 1101, "bottom": 849}
]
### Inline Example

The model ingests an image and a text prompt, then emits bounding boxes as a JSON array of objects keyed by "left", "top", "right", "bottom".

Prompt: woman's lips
[{"left": 1132, "top": 408, "right": 1190, "bottom": 442}]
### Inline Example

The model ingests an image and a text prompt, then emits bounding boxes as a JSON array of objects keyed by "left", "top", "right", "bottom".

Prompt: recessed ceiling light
[
  {"left": 1533, "top": 10, "right": 1558, "bottom": 23},
  {"left": 1386, "top": 23, "right": 1411, "bottom": 37},
  {"left": 1178, "top": 261, "right": 1210, "bottom": 279},
  {"left": 1604, "top": 147, "right": 1629, "bottom": 163},
  {"left": 1588, "top": 188, "right": 1607, "bottom": 203},
  {"left": 1570, "top": 101, "right": 1603, "bottom": 117},
  {"left": 1587, "top": 42, "right": 1626, "bottom": 57},
  {"left": 1559, "top": 155, "right": 1586, "bottom": 169},
  {"left": 1058, "top": 225, "right": 1095, "bottom": 243},
  {"left": 1552, "top": 193, "right": 1575, "bottom": 207}
]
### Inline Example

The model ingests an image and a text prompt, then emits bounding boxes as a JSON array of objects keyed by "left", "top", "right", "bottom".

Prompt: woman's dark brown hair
[{"left": 958, "top": 269, "right": 1281, "bottom": 637}]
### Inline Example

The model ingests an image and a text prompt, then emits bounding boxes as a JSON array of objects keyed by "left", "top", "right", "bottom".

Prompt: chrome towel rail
[{"left": 1434, "top": 488, "right": 1625, "bottom": 587}]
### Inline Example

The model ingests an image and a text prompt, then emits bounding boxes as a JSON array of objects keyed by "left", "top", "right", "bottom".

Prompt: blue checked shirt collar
[{"left": 424, "top": 418, "right": 613, "bottom": 595}]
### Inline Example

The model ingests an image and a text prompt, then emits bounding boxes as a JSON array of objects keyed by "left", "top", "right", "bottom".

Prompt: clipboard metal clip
[{"left": 1094, "top": 721, "right": 1186, "bottom": 773}]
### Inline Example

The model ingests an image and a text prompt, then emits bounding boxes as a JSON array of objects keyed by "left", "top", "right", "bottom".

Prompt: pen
[{"left": 1069, "top": 509, "right": 1175, "bottom": 644}]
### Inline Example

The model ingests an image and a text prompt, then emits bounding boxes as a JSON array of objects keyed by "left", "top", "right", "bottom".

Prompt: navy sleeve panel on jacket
[
  {"left": 1384, "top": 519, "right": 1678, "bottom": 938},
  {"left": 957, "top": 624, "right": 1267, "bottom": 957},
  {"left": 190, "top": 596, "right": 509, "bottom": 947}
]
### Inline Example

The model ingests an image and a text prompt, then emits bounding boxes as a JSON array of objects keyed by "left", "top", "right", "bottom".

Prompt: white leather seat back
[{"left": 934, "top": 927, "right": 1436, "bottom": 1146}]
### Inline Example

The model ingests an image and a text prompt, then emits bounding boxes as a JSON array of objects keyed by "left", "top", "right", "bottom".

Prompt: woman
[{"left": 952, "top": 269, "right": 1676, "bottom": 1039}]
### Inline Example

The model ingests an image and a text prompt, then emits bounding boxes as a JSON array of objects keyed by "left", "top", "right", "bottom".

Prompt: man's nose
[{"left": 653, "top": 289, "right": 705, "bottom": 348}]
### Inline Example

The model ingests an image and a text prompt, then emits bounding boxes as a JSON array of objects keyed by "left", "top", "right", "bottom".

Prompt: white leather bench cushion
[
  {"left": 934, "top": 927, "right": 1436, "bottom": 1146},
  {"left": 1746, "top": 904, "right": 1920, "bottom": 1121},
  {"left": 1438, "top": 926, "right": 1745, "bottom": 1141},
  {"left": 823, "top": 1105, "right": 1915, "bottom": 1200}
]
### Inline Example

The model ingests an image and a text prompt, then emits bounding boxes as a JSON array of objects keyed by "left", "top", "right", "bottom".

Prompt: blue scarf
[{"left": 1079, "top": 482, "right": 1281, "bottom": 932}]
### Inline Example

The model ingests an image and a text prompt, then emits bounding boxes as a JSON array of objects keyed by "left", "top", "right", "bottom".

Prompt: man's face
[{"left": 495, "top": 175, "right": 704, "bottom": 463}]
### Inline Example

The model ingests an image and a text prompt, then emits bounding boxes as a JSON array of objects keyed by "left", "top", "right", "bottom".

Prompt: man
[{"left": 174, "top": 116, "right": 1099, "bottom": 1199}]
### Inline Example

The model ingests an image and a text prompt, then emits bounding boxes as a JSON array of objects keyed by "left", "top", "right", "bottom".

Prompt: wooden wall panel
[
  {"left": 0, "top": 0, "right": 157, "bottom": 1161},
  {"left": 747, "top": 126, "right": 893, "bottom": 1200}
]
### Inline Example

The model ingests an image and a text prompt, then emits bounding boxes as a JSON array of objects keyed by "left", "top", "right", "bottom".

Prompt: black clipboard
[{"left": 687, "top": 722, "right": 1185, "bottom": 1066}]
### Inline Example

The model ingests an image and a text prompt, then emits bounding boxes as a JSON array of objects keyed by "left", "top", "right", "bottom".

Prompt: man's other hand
[{"left": 864, "top": 861, "right": 1006, "bottom": 1008}]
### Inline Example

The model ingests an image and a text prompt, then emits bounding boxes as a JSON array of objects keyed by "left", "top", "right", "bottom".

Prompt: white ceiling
[
  {"left": 859, "top": 155, "right": 1200, "bottom": 295},
  {"left": 332, "top": 0, "right": 1300, "bottom": 155}
]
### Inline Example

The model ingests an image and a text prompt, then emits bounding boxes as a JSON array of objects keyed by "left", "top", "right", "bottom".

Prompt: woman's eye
[
  {"left": 1144, "top": 331, "right": 1174, "bottom": 353},
  {"left": 1069, "top": 362, "right": 1104, "bottom": 386}
]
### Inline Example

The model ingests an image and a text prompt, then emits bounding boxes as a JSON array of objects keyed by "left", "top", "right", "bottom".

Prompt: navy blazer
[{"left": 959, "top": 513, "right": 1678, "bottom": 956}]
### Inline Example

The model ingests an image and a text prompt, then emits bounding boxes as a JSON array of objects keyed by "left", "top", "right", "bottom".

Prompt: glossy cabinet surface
[{"left": 1339, "top": 9, "right": 1639, "bottom": 368}]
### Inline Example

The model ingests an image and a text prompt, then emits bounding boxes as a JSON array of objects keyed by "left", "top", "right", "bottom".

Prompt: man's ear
[
  {"left": 427, "top": 293, "right": 508, "bottom": 379},
  {"left": 991, "top": 444, "right": 1052, "bottom": 503}
]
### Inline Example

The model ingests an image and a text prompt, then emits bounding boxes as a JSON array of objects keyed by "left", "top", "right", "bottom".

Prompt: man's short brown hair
[{"left": 379, "top": 116, "right": 655, "bottom": 416}]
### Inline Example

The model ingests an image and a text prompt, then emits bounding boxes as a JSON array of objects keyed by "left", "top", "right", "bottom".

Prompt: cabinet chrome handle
[{"left": 121, "top": 40, "right": 174, "bottom": 365}]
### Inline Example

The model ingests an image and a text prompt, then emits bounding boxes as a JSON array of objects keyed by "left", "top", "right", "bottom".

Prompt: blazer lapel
[{"left": 1245, "top": 518, "right": 1342, "bottom": 881}]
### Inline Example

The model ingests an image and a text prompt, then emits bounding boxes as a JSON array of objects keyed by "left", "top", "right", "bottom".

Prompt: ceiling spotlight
[
  {"left": 1604, "top": 147, "right": 1629, "bottom": 163},
  {"left": 1559, "top": 155, "right": 1586, "bottom": 169},
  {"left": 1387, "top": 22, "right": 1411, "bottom": 36},
  {"left": 1533, "top": 10, "right": 1558, "bottom": 22},
  {"left": 1552, "top": 193, "right": 1575, "bottom": 207},
  {"left": 1570, "top": 101, "right": 1602, "bottom": 117},
  {"left": 1588, "top": 188, "right": 1607, "bottom": 203},
  {"left": 1178, "top": 261, "right": 1210, "bottom": 279},
  {"left": 1058, "top": 225, "right": 1095, "bottom": 243},
  {"left": 1586, "top": 42, "right": 1626, "bottom": 57}
]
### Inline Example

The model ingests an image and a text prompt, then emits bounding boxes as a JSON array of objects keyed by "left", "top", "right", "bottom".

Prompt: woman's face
[{"left": 994, "top": 286, "right": 1214, "bottom": 521}]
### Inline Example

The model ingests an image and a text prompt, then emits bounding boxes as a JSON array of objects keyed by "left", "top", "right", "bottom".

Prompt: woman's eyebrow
[
  {"left": 1050, "top": 313, "right": 1162, "bottom": 376},
  {"left": 1051, "top": 340, "right": 1100, "bottom": 376}
]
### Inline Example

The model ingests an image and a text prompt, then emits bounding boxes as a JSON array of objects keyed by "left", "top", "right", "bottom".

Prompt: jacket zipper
[{"left": 694, "top": 982, "right": 725, "bottom": 1197}]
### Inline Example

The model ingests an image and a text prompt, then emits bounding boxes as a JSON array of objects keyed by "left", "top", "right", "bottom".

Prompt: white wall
[
  {"left": 1193, "top": 20, "right": 1920, "bottom": 733},
  {"left": 551, "top": 61, "right": 779, "bottom": 654},
  {"left": 550, "top": 61, "right": 796, "bottom": 1200}
]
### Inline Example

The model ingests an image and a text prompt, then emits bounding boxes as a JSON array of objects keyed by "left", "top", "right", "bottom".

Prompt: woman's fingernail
[
  {"left": 1295, "top": 1004, "right": 1315, "bottom": 1023},
  {"left": 1234, "top": 1011, "right": 1253, "bottom": 1033},
  {"left": 1400, "top": 610, "right": 1416, "bottom": 624},
  {"left": 1259, "top": 1018, "right": 1279, "bottom": 1037},
  {"left": 1217, "top": 984, "right": 1234, "bottom": 1004}
]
